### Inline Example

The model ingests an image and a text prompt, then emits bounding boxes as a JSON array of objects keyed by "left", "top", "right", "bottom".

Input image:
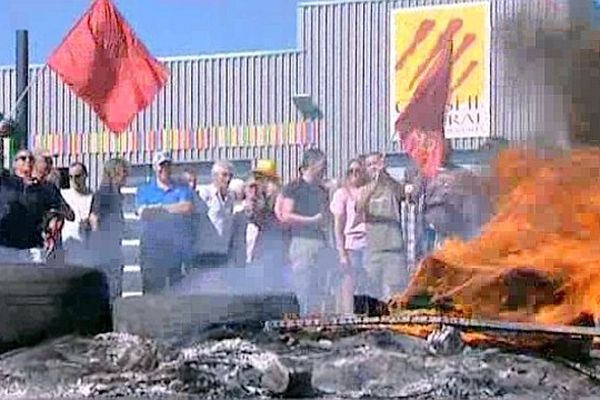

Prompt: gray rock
[{"left": 427, "top": 326, "right": 465, "bottom": 356}]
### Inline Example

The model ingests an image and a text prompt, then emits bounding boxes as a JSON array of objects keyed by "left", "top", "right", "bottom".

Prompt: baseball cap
[{"left": 153, "top": 151, "right": 172, "bottom": 166}]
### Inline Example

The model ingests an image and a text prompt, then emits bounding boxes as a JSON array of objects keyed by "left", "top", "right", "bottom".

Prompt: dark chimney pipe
[{"left": 16, "top": 30, "right": 29, "bottom": 149}]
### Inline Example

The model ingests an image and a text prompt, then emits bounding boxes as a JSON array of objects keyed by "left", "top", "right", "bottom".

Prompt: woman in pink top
[{"left": 330, "top": 158, "right": 367, "bottom": 314}]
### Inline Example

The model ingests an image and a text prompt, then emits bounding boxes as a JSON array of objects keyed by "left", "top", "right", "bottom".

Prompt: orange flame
[{"left": 390, "top": 147, "right": 600, "bottom": 347}]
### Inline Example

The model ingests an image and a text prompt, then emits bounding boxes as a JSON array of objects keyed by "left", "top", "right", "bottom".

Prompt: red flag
[
  {"left": 395, "top": 41, "right": 452, "bottom": 178},
  {"left": 48, "top": 0, "right": 168, "bottom": 133}
]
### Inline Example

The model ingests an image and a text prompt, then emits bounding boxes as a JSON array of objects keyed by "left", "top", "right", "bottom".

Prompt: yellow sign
[{"left": 390, "top": 2, "right": 491, "bottom": 138}]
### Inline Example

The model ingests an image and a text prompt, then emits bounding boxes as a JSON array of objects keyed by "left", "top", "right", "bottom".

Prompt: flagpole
[{"left": 5, "top": 65, "right": 47, "bottom": 121}]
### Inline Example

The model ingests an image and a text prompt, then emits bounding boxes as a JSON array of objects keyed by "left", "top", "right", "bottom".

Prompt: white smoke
[{"left": 502, "top": 1, "right": 600, "bottom": 147}]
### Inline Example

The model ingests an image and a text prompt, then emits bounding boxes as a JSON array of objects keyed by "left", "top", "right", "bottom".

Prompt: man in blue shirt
[{"left": 136, "top": 151, "right": 193, "bottom": 293}]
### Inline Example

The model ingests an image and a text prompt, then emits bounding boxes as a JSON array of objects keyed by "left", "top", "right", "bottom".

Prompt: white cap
[{"left": 153, "top": 150, "right": 172, "bottom": 166}]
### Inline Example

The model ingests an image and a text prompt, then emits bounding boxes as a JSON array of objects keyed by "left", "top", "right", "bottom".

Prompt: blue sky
[{"left": 0, "top": 0, "right": 302, "bottom": 66}]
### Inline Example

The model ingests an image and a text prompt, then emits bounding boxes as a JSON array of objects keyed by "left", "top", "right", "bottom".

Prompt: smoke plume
[{"left": 502, "top": 1, "right": 600, "bottom": 148}]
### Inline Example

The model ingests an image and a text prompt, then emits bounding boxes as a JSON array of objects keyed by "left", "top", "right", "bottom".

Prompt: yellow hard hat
[{"left": 253, "top": 159, "right": 278, "bottom": 179}]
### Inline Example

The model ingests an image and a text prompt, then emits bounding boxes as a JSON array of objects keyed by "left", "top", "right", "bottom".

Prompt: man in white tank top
[{"left": 61, "top": 162, "right": 93, "bottom": 266}]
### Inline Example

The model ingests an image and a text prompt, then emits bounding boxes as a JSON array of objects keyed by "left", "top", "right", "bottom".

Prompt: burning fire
[{"left": 389, "top": 147, "right": 600, "bottom": 348}]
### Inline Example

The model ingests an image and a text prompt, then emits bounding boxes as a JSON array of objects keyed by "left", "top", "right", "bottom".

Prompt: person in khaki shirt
[{"left": 357, "top": 152, "right": 414, "bottom": 300}]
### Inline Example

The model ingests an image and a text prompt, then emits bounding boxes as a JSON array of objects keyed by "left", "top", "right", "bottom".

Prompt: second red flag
[{"left": 395, "top": 41, "right": 453, "bottom": 178}]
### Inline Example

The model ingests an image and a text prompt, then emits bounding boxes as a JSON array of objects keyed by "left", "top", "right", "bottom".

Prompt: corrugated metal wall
[
  {"left": 1, "top": 50, "right": 308, "bottom": 187},
  {"left": 0, "top": 0, "right": 575, "bottom": 187},
  {"left": 297, "top": 0, "right": 571, "bottom": 176}
]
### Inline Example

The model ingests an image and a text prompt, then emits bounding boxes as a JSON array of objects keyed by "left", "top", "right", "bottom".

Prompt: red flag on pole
[
  {"left": 48, "top": 0, "right": 168, "bottom": 133},
  {"left": 395, "top": 41, "right": 452, "bottom": 178}
]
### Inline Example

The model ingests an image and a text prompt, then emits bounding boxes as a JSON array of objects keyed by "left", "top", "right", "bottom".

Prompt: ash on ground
[{"left": 0, "top": 328, "right": 599, "bottom": 399}]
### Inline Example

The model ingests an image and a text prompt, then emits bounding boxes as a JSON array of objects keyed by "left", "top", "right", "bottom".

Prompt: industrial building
[
  {"left": 0, "top": 0, "right": 590, "bottom": 294},
  {"left": 0, "top": 0, "right": 582, "bottom": 187}
]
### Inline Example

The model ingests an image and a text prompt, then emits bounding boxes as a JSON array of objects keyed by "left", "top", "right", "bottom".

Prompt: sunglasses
[
  {"left": 15, "top": 155, "right": 34, "bottom": 162},
  {"left": 348, "top": 168, "right": 362, "bottom": 174}
]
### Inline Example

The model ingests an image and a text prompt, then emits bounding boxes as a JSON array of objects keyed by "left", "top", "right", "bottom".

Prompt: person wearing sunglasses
[
  {"left": 330, "top": 158, "right": 368, "bottom": 314},
  {"left": 0, "top": 149, "right": 74, "bottom": 263},
  {"left": 33, "top": 150, "right": 60, "bottom": 188},
  {"left": 60, "top": 162, "right": 93, "bottom": 266}
]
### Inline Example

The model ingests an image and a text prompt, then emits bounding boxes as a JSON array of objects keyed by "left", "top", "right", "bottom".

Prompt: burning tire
[{"left": 0, "top": 264, "right": 111, "bottom": 353}]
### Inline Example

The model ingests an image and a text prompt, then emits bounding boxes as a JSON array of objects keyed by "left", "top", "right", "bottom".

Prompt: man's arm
[
  {"left": 89, "top": 192, "right": 100, "bottom": 231},
  {"left": 163, "top": 201, "right": 193, "bottom": 214},
  {"left": 356, "top": 181, "right": 377, "bottom": 213},
  {"left": 135, "top": 186, "right": 162, "bottom": 220},
  {"left": 275, "top": 193, "right": 321, "bottom": 226},
  {"left": 386, "top": 173, "right": 415, "bottom": 203},
  {"left": 89, "top": 213, "right": 100, "bottom": 231},
  {"left": 49, "top": 186, "right": 75, "bottom": 221},
  {"left": 143, "top": 188, "right": 194, "bottom": 216},
  {"left": 162, "top": 186, "right": 194, "bottom": 215}
]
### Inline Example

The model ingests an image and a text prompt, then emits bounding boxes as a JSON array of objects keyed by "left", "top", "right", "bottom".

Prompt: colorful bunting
[
  {"left": 184, "top": 129, "right": 191, "bottom": 150},
  {"left": 31, "top": 121, "right": 316, "bottom": 155},
  {"left": 198, "top": 128, "right": 203, "bottom": 149},
  {"left": 103, "top": 131, "right": 110, "bottom": 154}
]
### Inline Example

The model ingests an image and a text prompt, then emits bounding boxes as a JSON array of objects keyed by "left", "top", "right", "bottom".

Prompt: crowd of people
[
  {"left": 0, "top": 149, "right": 129, "bottom": 305},
  {"left": 0, "top": 144, "right": 489, "bottom": 316},
  {"left": 135, "top": 148, "right": 431, "bottom": 315}
]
